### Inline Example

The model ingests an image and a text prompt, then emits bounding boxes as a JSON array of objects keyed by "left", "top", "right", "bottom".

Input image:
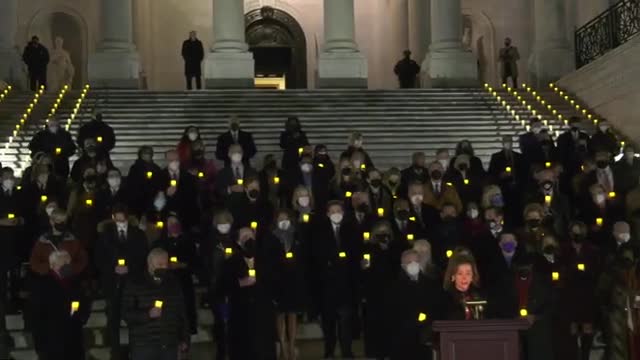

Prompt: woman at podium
[{"left": 442, "top": 254, "right": 485, "bottom": 320}]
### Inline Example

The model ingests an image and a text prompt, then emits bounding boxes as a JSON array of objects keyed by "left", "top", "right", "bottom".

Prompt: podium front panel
[{"left": 441, "top": 330, "right": 519, "bottom": 360}]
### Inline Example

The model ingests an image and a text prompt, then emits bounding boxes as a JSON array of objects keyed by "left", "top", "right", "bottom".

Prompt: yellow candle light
[
  {"left": 85, "top": 199, "right": 93, "bottom": 206},
  {"left": 545, "top": 162, "right": 552, "bottom": 168},
  {"left": 55, "top": 147, "right": 62, "bottom": 155},
  {"left": 520, "top": 309, "right": 528, "bottom": 317},
  {"left": 577, "top": 263, "right": 586, "bottom": 271},
  {"left": 338, "top": 251, "right": 347, "bottom": 258},
  {"left": 97, "top": 136, "right": 103, "bottom": 143},
  {"left": 446, "top": 250, "right": 453, "bottom": 258},
  {"left": 273, "top": 176, "right": 280, "bottom": 184},
  {"left": 250, "top": 221, "right": 258, "bottom": 230},
  {"left": 7, "top": 213, "right": 15, "bottom": 219},
  {"left": 146, "top": 171, "right": 153, "bottom": 179},
  {"left": 596, "top": 218, "right": 603, "bottom": 226},
  {"left": 198, "top": 172, "right": 204, "bottom": 178},
  {"left": 302, "top": 214, "right": 310, "bottom": 223},
  {"left": 156, "top": 221, "right": 164, "bottom": 229},
  {"left": 363, "top": 232, "right": 370, "bottom": 241},
  {"left": 418, "top": 313, "right": 428, "bottom": 322},
  {"left": 345, "top": 191, "right": 352, "bottom": 198},
  {"left": 552, "top": 272, "right": 559, "bottom": 281},
  {"left": 154, "top": 300, "right": 163, "bottom": 308},
  {"left": 118, "top": 259, "right": 126, "bottom": 266},
  {"left": 407, "top": 234, "right": 415, "bottom": 241},
  {"left": 225, "top": 247, "right": 233, "bottom": 255},
  {"left": 40, "top": 195, "right": 48, "bottom": 202},
  {"left": 377, "top": 208, "right": 385, "bottom": 217},
  {"left": 363, "top": 253, "right": 371, "bottom": 261},
  {"left": 544, "top": 195, "right": 552, "bottom": 205},
  {"left": 298, "top": 147, "right": 303, "bottom": 155},
  {"left": 170, "top": 179, "right": 177, "bottom": 187},
  {"left": 506, "top": 167, "right": 512, "bottom": 173},
  {"left": 609, "top": 192, "right": 616, "bottom": 199},
  {"left": 464, "top": 179, "right": 470, "bottom": 185},
  {"left": 170, "top": 256, "right": 178, "bottom": 263},
  {"left": 248, "top": 269, "right": 256, "bottom": 277},
  {"left": 237, "top": 178, "right": 244, "bottom": 185},
  {"left": 286, "top": 252, "right": 294, "bottom": 259},
  {"left": 71, "top": 301, "right": 80, "bottom": 313}
]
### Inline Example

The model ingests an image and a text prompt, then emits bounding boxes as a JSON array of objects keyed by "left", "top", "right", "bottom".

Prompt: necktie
[
  {"left": 233, "top": 132, "right": 238, "bottom": 144},
  {"left": 235, "top": 167, "right": 241, "bottom": 180},
  {"left": 334, "top": 225, "right": 341, "bottom": 247},
  {"left": 119, "top": 230, "right": 126, "bottom": 242},
  {"left": 435, "top": 183, "right": 440, "bottom": 195},
  {"left": 601, "top": 170, "right": 612, "bottom": 192}
]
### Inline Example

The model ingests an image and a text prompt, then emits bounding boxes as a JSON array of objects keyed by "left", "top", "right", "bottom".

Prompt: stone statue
[
  {"left": 462, "top": 22, "right": 473, "bottom": 51},
  {"left": 47, "top": 36, "right": 75, "bottom": 91}
]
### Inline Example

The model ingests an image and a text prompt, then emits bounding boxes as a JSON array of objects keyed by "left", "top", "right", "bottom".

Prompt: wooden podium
[{"left": 433, "top": 320, "right": 529, "bottom": 360}]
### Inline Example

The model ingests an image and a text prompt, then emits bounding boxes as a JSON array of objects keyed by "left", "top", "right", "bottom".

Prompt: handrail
[{"left": 575, "top": 0, "right": 640, "bottom": 68}]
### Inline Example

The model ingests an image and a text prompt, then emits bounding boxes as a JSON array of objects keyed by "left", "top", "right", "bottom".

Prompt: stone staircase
[{"left": 1, "top": 88, "right": 534, "bottom": 175}]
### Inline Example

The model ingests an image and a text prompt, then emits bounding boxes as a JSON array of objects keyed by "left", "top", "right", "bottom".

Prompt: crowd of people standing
[{"left": 0, "top": 111, "right": 640, "bottom": 360}]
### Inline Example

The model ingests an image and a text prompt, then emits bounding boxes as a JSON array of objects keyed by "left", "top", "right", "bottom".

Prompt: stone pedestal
[
  {"left": 205, "top": 0, "right": 254, "bottom": 88},
  {"left": 318, "top": 0, "right": 368, "bottom": 88},
  {"left": 529, "top": 0, "right": 574, "bottom": 86},
  {"left": 422, "top": 0, "right": 477, "bottom": 87},
  {"left": 88, "top": 0, "right": 140, "bottom": 88}
]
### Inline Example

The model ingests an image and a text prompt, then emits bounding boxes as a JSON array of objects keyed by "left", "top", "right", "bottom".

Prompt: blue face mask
[
  {"left": 490, "top": 194, "right": 504, "bottom": 207},
  {"left": 501, "top": 241, "right": 516, "bottom": 253}
]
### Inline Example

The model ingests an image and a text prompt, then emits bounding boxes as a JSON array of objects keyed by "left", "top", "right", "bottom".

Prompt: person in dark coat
[
  {"left": 204, "top": 210, "right": 236, "bottom": 360},
  {"left": 519, "top": 118, "right": 544, "bottom": 174},
  {"left": 430, "top": 203, "right": 466, "bottom": 270},
  {"left": 279, "top": 116, "right": 309, "bottom": 172},
  {"left": 366, "top": 168, "right": 394, "bottom": 217},
  {"left": 442, "top": 254, "right": 485, "bottom": 320},
  {"left": 359, "top": 221, "right": 397, "bottom": 359},
  {"left": 181, "top": 31, "right": 204, "bottom": 90},
  {"left": 400, "top": 152, "right": 428, "bottom": 198},
  {"left": 151, "top": 214, "right": 201, "bottom": 337},
  {"left": 176, "top": 126, "right": 202, "bottom": 165},
  {"left": 389, "top": 249, "right": 441, "bottom": 360},
  {"left": 450, "top": 140, "right": 485, "bottom": 178},
  {"left": 310, "top": 200, "right": 357, "bottom": 359},
  {"left": 393, "top": 50, "right": 420, "bottom": 88},
  {"left": 0, "top": 168, "right": 25, "bottom": 358},
  {"left": 215, "top": 144, "right": 259, "bottom": 200},
  {"left": 614, "top": 144, "right": 640, "bottom": 198},
  {"left": 159, "top": 150, "right": 200, "bottom": 231},
  {"left": 127, "top": 146, "right": 163, "bottom": 217},
  {"left": 312, "top": 144, "right": 336, "bottom": 210},
  {"left": 22, "top": 36, "right": 49, "bottom": 90},
  {"left": 76, "top": 112, "right": 116, "bottom": 156},
  {"left": 122, "top": 248, "right": 190, "bottom": 360},
  {"left": 31, "top": 250, "right": 90, "bottom": 360},
  {"left": 70, "top": 138, "right": 114, "bottom": 184},
  {"left": 589, "top": 120, "right": 619, "bottom": 156},
  {"left": 265, "top": 209, "right": 307, "bottom": 360},
  {"left": 28, "top": 117, "right": 77, "bottom": 179},
  {"left": 223, "top": 227, "right": 277, "bottom": 360},
  {"left": 97, "top": 168, "right": 130, "bottom": 218},
  {"left": 95, "top": 204, "right": 149, "bottom": 360},
  {"left": 224, "top": 176, "right": 274, "bottom": 231},
  {"left": 215, "top": 116, "right": 257, "bottom": 167}
]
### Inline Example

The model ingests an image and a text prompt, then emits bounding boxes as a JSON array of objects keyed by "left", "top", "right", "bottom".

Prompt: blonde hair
[
  {"left": 523, "top": 203, "right": 545, "bottom": 219},
  {"left": 291, "top": 185, "right": 314, "bottom": 210},
  {"left": 481, "top": 185, "right": 502, "bottom": 209},
  {"left": 213, "top": 209, "right": 234, "bottom": 225}
]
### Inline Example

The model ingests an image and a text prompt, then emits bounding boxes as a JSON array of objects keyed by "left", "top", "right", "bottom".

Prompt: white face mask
[
  {"left": 618, "top": 233, "right": 631, "bottom": 243},
  {"left": 187, "top": 132, "right": 198, "bottom": 141},
  {"left": 410, "top": 194, "right": 424, "bottom": 205},
  {"left": 154, "top": 196, "right": 166, "bottom": 210},
  {"left": 300, "top": 163, "right": 313, "bottom": 173},
  {"left": 438, "top": 159, "right": 449, "bottom": 169},
  {"left": 2, "top": 179, "right": 15, "bottom": 190},
  {"left": 503, "top": 143, "right": 512, "bottom": 150},
  {"left": 353, "top": 140, "right": 363, "bottom": 148},
  {"left": 108, "top": 177, "right": 121, "bottom": 188},
  {"left": 48, "top": 124, "right": 59, "bottom": 133},
  {"left": 168, "top": 161, "right": 180, "bottom": 172},
  {"left": 278, "top": 220, "right": 291, "bottom": 231},
  {"left": 599, "top": 125, "right": 609, "bottom": 132},
  {"left": 116, "top": 222, "right": 128, "bottom": 232},
  {"left": 405, "top": 261, "right": 421, "bottom": 277},
  {"left": 595, "top": 193, "right": 606, "bottom": 204},
  {"left": 298, "top": 196, "right": 310, "bottom": 208},
  {"left": 352, "top": 161, "right": 362, "bottom": 169},
  {"left": 217, "top": 223, "right": 231, "bottom": 234},
  {"left": 230, "top": 153, "right": 242, "bottom": 163},
  {"left": 532, "top": 126, "right": 542, "bottom": 134},
  {"left": 330, "top": 213, "right": 343, "bottom": 224},
  {"left": 45, "top": 206, "right": 56, "bottom": 216},
  {"left": 468, "top": 209, "right": 479, "bottom": 219},
  {"left": 37, "top": 174, "right": 48, "bottom": 184}
]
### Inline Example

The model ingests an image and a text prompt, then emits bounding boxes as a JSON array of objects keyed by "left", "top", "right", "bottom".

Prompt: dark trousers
[
  {"left": 29, "top": 70, "right": 47, "bottom": 91},
  {"left": 321, "top": 303, "right": 354, "bottom": 358},
  {"left": 212, "top": 304, "right": 228, "bottom": 359},
  {"left": 186, "top": 74, "right": 202, "bottom": 90},
  {"left": 502, "top": 75, "right": 518, "bottom": 89},
  {"left": 131, "top": 345, "right": 178, "bottom": 360},
  {"left": 0, "top": 270, "right": 9, "bottom": 358},
  {"left": 106, "top": 287, "right": 125, "bottom": 359},
  {"left": 362, "top": 301, "right": 389, "bottom": 358}
]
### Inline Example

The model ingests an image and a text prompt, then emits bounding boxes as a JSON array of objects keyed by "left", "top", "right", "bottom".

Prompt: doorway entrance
[{"left": 245, "top": 6, "right": 307, "bottom": 89}]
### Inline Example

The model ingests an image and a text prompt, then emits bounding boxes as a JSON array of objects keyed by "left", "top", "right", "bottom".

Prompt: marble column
[
  {"left": 318, "top": 0, "right": 368, "bottom": 88},
  {"left": 409, "top": 0, "right": 430, "bottom": 86},
  {"left": 0, "top": 0, "right": 25, "bottom": 88},
  {"left": 204, "top": 0, "right": 254, "bottom": 88},
  {"left": 88, "top": 0, "right": 140, "bottom": 88},
  {"left": 529, "top": 0, "right": 574, "bottom": 87},
  {"left": 422, "top": 0, "right": 477, "bottom": 87}
]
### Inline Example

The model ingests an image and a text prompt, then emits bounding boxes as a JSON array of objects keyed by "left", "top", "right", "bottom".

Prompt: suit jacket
[
  {"left": 95, "top": 223, "right": 148, "bottom": 295},
  {"left": 557, "top": 131, "right": 589, "bottom": 174},
  {"left": 215, "top": 165, "right": 258, "bottom": 199},
  {"left": 159, "top": 169, "right": 199, "bottom": 228},
  {"left": 400, "top": 166, "right": 428, "bottom": 198},
  {"left": 423, "top": 182, "right": 463, "bottom": 214},
  {"left": 488, "top": 149, "right": 525, "bottom": 185},
  {"left": 215, "top": 130, "right": 257, "bottom": 166},
  {"left": 279, "top": 130, "right": 309, "bottom": 171},
  {"left": 310, "top": 218, "right": 358, "bottom": 307},
  {"left": 127, "top": 159, "right": 163, "bottom": 216}
]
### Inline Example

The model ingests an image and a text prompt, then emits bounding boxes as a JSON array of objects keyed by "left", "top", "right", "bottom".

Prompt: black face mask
[
  {"left": 53, "top": 222, "right": 66, "bottom": 232},
  {"left": 543, "top": 245, "right": 556, "bottom": 255},
  {"left": 621, "top": 258, "right": 635, "bottom": 269},
  {"left": 518, "top": 268, "right": 531, "bottom": 279},
  {"left": 571, "top": 127, "right": 579, "bottom": 132},
  {"left": 442, "top": 215, "right": 456, "bottom": 223},
  {"left": 458, "top": 164, "right": 469, "bottom": 172},
  {"left": 356, "top": 203, "right": 370, "bottom": 213},
  {"left": 430, "top": 170, "right": 443, "bottom": 181},
  {"left": 84, "top": 175, "right": 97, "bottom": 183},
  {"left": 527, "top": 219, "right": 541, "bottom": 229},
  {"left": 265, "top": 160, "right": 277, "bottom": 169},
  {"left": 572, "top": 233, "right": 585, "bottom": 244},
  {"left": 396, "top": 210, "right": 409, "bottom": 221},
  {"left": 376, "top": 234, "right": 391, "bottom": 245},
  {"left": 388, "top": 180, "right": 398, "bottom": 188},
  {"left": 59, "top": 264, "right": 73, "bottom": 278},
  {"left": 230, "top": 124, "right": 240, "bottom": 131},
  {"left": 242, "top": 239, "right": 256, "bottom": 258},
  {"left": 341, "top": 168, "right": 352, "bottom": 176},
  {"left": 248, "top": 189, "right": 259, "bottom": 199},
  {"left": 154, "top": 268, "right": 169, "bottom": 280},
  {"left": 596, "top": 160, "right": 609, "bottom": 169},
  {"left": 370, "top": 179, "right": 382, "bottom": 188}
]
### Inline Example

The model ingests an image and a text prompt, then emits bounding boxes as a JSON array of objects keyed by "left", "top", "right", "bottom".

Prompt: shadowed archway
[{"left": 245, "top": 6, "right": 307, "bottom": 89}]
